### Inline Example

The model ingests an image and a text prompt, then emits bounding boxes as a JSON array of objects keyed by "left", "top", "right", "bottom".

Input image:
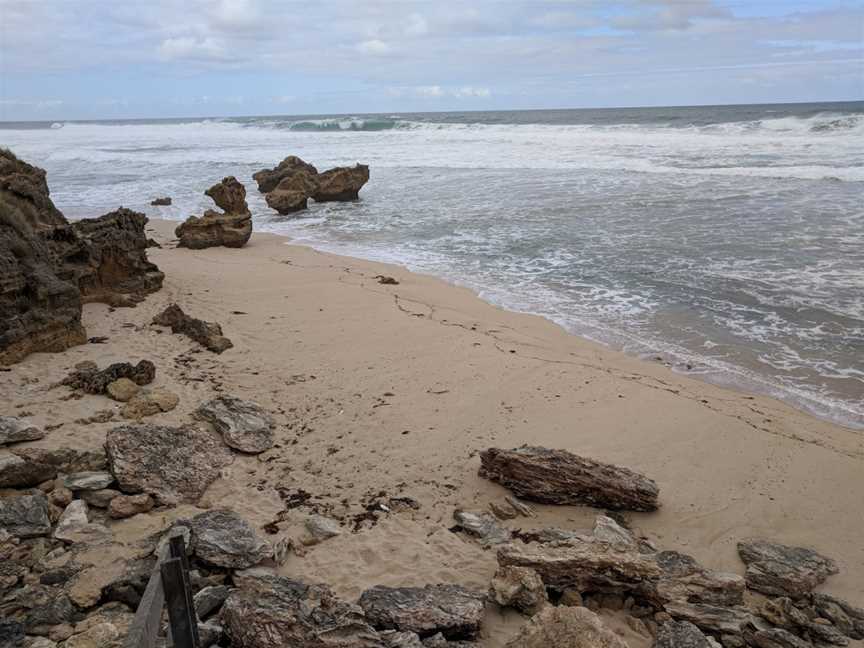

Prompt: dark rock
[
  {"left": 0, "top": 455, "right": 56, "bottom": 488},
  {"left": 195, "top": 396, "right": 274, "bottom": 453},
  {"left": 253, "top": 156, "right": 319, "bottom": 194},
  {"left": 152, "top": 303, "right": 232, "bottom": 353},
  {"left": 488, "top": 565, "right": 547, "bottom": 615},
  {"left": 150, "top": 197, "right": 171, "bottom": 206},
  {"left": 10, "top": 447, "right": 106, "bottom": 473},
  {"left": 0, "top": 491, "right": 51, "bottom": 537},
  {"left": 61, "top": 359, "right": 156, "bottom": 394},
  {"left": 650, "top": 550, "right": 745, "bottom": 607},
  {"left": 176, "top": 177, "right": 252, "bottom": 249},
  {"left": 655, "top": 620, "right": 716, "bottom": 648},
  {"left": 478, "top": 446, "right": 659, "bottom": 511},
  {"left": 504, "top": 605, "right": 629, "bottom": 648},
  {"left": 194, "top": 584, "right": 230, "bottom": 619},
  {"left": 743, "top": 624, "right": 813, "bottom": 648},
  {"left": 0, "top": 619, "right": 25, "bottom": 646},
  {"left": 358, "top": 584, "right": 485, "bottom": 639},
  {"left": 811, "top": 593, "right": 864, "bottom": 640},
  {"left": 105, "top": 423, "right": 233, "bottom": 505},
  {"left": 737, "top": 540, "right": 839, "bottom": 598},
  {"left": 760, "top": 597, "right": 849, "bottom": 646},
  {"left": 0, "top": 584, "right": 77, "bottom": 631},
  {"left": 0, "top": 416, "right": 45, "bottom": 445},
  {"left": 313, "top": 164, "right": 370, "bottom": 202},
  {"left": 375, "top": 275, "right": 399, "bottom": 285},
  {"left": 191, "top": 509, "right": 269, "bottom": 569}
]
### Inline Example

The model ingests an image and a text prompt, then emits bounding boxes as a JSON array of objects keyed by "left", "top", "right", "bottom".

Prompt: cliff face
[{"left": 0, "top": 149, "right": 163, "bottom": 365}]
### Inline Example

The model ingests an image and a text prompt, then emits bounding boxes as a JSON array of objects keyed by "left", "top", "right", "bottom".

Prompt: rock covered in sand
[
  {"left": 175, "top": 176, "right": 252, "bottom": 249},
  {"left": 195, "top": 395, "right": 274, "bottom": 453}
]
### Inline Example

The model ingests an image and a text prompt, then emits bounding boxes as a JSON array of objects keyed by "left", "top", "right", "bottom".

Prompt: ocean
[{"left": 2, "top": 102, "right": 863, "bottom": 428}]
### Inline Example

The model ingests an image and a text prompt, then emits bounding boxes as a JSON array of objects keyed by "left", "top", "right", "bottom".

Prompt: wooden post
[
  {"left": 124, "top": 545, "right": 169, "bottom": 648},
  {"left": 161, "top": 557, "right": 199, "bottom": 648},
  {"left": 169, "top": 535, "right": 201, "bottom": 646}
]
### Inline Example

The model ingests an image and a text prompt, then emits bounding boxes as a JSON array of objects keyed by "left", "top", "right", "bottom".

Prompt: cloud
[
  {"left": 406, "top": 13, "right": 429, "bottom": 36},
  {"left": 157, "top": 36, "right": 228, "bottom": 62},
  {"left": 613, "top": 0, "right": 731, "bottom": 31},
  {"left": 398, "top": 85, "right": 492, "bottom": 98},
  {"left": 356, "top": 39, "right": 392, "bottom": 55}
]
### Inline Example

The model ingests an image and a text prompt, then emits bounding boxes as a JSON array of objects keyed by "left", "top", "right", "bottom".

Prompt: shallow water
[{"left": 2, "top": 102, "right": 863, "bottom": 427}]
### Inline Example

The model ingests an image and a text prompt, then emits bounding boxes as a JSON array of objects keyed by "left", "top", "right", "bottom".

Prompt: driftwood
[{"left": 478, "top": 446, "right": 659, "bottom": 511}]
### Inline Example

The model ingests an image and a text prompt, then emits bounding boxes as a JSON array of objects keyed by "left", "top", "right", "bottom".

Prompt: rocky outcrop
[
  {"left": 195, "top": 395, "right": 275, "bottom": 453},
  {"left": 175, "top": 176, "right": 252, "bottom": 249},
  {"left": 104, "top": 423, "right": 233, "bottom": 505},
  {"left": 253, "top": 156, "right": 319, "bottom": 193},
  {"left": 655, "top": 620, "right": 717, "bottom": 648},
  {"left": 737, "top": 540, "right": 839, "bottom": 598},
  {"left": 265, "top": 171, "right": 320, "bottom": 215},
  {"left": 313, "top": 164, "right": 370, "bottom": 201},
  {"left": 152, "top": 303, "right": 233, "bottom": 353},
  {"left": 478, "top": 446, "right": 659, "bottom": 511},
  {"left": 358, "top": 584, "right": 485, "bottom": 639},
  {"left": 1, "top": 150, "right": 162, "bottom": 365},
  {"left": 190, "top": 509, "right": 269, "bottom": 569},
  {"left": 0, "top": 416, "right": 44, "bottom": 446},
  {"left": 505, "top": 606, "right": 629, "bottom": 648},
  {"left": 61, "top": 359, "right": 155, "bottom": 394}
]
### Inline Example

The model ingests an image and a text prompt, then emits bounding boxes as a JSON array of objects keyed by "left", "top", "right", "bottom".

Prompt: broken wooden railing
[{"left": 124, "top": 534, "right": 201, "bottom": 648}]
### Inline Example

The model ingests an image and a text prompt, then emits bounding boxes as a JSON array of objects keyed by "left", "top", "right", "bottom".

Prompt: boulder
[
  {"left": 106, "top": 378, "right": 139, "bottom": 402},
  {"left": 120, "top": 387, "right": 179, "bottom": 419},
  {"left": 81, "top": 488, "right": 121, "bottom": 508},
  {"left": 452, "top": 510, "right": 511, "bottom": 547},
  {"left": 0, "top": 416, "right": 45, "bottom": 445},
  {"left": 195, "top": 395, "right": 274, "bottom": 453},
  {"left": 176, "top": 176, "right": 252, "bottom": 249},
  {"left": 0, "top": 454, "right": 56, "bottom": 488},
  {"left": 222, "top": 571, "right": 382, "bottom": 647},
  {"left": 107, "top": 493, "right": 154, "bottom": 519},
  {"left": 737, "top": 540, "right": 839, "bottom": 598},
  {"left": 358, "top": 584, "right": 485, "bottom": 639},
  {"left": 191, "top": 509, "right": 269, "bottom": 569},
  {"left": 10, "top": 447, "right": 106, "bottom": 473},
  {"left": 303, "top": 514, "right": 343, "bottom": 545},
  {"left": 478, "top": 446, "right": 659, "bottom": 511},
  {"left": 655, "top": 620, "right": 717, "bottom": 648},
  {"left": 194, "top": 584, "right": 230, "bottom": 619},
  {"left": 253, "top": 156, "right": 319, "bottom": 193},
  {"left": 0, "top": 491, "right": 51, "bottom": 537},
  {"left": 504, "top": 605, "right": 629, "bottom": 648},
  {"left": 53, "top": 500, "right": 112, "bottom": 544},
  {"left": 105, "top": 423, "right": 233, "bottom": 505},
  {"left": 150, "top": 197, "right": 171, "bottom": 206},
  {"left": 61, "top": 359, "right": 156, "bottom": 394},
  {"left": 489, "top": 565, "right": 547, "bottom": 615},
  {"left": 62, "top": 471, "right": 114, "bottom": 491},
  {"left": 664, "top": 602, "right": 753, "bottom": 636},
  {"left": 265, "top": 172, "right": 319, "bottom": 215},
  {"left": 313, "top": 164, "right": 370, "bottom": 201},
  {"left": 811, "top": 593, "right": 864, "bottom": 640},
  {"left": 152, "top": 303, "right": 233, "bottom": 353},
  {"left": 0, "top": 583, "right": 76, "bottom": 631}
]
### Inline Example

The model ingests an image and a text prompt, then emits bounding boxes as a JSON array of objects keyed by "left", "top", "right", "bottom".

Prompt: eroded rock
[
  {"left": 106, "top": 378, "right": 139, "bottom": 402},
  {"left": 253, "top": 156, "right": 319, "bottom": 193},
  {"left": 0, "top": 416, "right": 44, "bottom": 445},
  {"left": 152, "top": 303, "right": 233, "bottom": 353},
  {"left": 737, "top": 540, "right": 839, "bottom": 598},
  {"left": 61, "top": 360, "right": 155, "bottom": 394},
  {"left": 489, "top": 565, "right": 547, "bottom": 615},
  {"left": 176, "top": 176, "right": 252, "bottom": 249},
  {"left": 195, "top": 395, "right": 274, "bottom": 453},
  {"left": 120, "top": 387, "right": 179, "bottom": 419},
  {"left": 313, "top": 164, "right": 370, "bottom": 202},
  {"left": 0, "top": 491, "right": 51, "bottom": 537},
  {"left": 504, "top": 605, "right": 629, "bottom": 648},
  {"left": 191, "top": 509, "right": 269, "bottom": 569}
]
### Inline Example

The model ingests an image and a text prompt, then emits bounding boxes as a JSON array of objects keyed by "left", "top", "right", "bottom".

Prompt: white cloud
[
  {"left": 157, "top": 36, "right": 227, "bottom": 62},
  {"left": 356, "top": 39, "right": 392, "bottom": 55},
  {"left": 416, "top": 85, "right": 444, "bottom": 97},
  {"left": 406, "top": 13, "right": 428, "bottom": 36},
  {"left": 453, "top": 86, "right": 491, "bottom": 97}
]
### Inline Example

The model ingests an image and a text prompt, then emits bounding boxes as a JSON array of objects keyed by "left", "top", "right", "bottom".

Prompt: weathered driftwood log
[{"left": 478, "top": 446, "right": 659, "bottom": 511}]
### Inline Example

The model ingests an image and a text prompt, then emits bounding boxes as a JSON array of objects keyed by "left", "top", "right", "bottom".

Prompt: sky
[{"left": 0, "top": 0, "right": 862, "bottom": 120}]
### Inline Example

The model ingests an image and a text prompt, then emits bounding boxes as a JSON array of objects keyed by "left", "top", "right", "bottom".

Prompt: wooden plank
[
  {"left": 169, "top": 534, "right": 201, "bottom": 646},
  {"left": 123, "top": 545, "right": 169, "bottom": 648},
  {"left": 161, "top": 557, "right": 199, "bottom": 648}
]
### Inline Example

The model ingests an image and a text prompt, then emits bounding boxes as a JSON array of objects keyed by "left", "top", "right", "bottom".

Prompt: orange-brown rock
[
  {"left": 176, "top": 177, "right": 252, "bottom": 249},
  {"left": 313, "top": 164, "right": 370, "bottom": 202}
]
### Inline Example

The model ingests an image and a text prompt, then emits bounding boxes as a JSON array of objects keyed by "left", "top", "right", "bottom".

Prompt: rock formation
[
  {"left": 505, "top": 606, "right": 629, "bottom": 648},
  {"left": 0, "top": 416, "right": 45, "bottom": 446},
  {"left": 190, "top": 509, "right": 270, "bottom": 569},
  {"left": 61, "top": 359, "right": 156, "bottom": 394},
  {"left": 151, "top": 303, "right": 233, "bottom": 353},
  {"left": 478, "top": 446, "right": 660, "bottom": 511},
  {"left": 195, "top": 395, "right": 275, "bottom": 453},
  {"left": 175, "top": 176, "right": 252, "bottom": 249},
  {"left": 150, "top": 196, "right": 171, "bottom": 206},
  {"left": 737, "top": 540, "right": 839, "bottom": 598},
  {"left": 313, "top": 164, "right": 370, "bottom": 201},
  {"left": 252, "top": 155, "right": 319, "bottom": 193},
  {"left": 0, "top": 149, "right": 162, "bottom": 365}
]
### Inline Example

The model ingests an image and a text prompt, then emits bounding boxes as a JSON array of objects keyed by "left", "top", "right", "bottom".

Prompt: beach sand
[{"left": 2, "top": 218, "right": 862, "bottom": 645}]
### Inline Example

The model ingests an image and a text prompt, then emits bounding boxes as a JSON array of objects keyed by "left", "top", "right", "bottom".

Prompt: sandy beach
[{"left": 2, "top": 217, "right": 861, "bottom": 645}]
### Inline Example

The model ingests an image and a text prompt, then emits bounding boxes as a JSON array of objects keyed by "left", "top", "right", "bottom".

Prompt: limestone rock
[
  {"left": 107, "top": 493, "right": 154, "bottom": 519},
  {"left": 106, "top": 378, "right": 139, "bottom": 402},
  {"left": 452, "top": 510, "right": 511, "bottom": 546},
  {"left": 152, "top": 303, "right": 233, "bottom": 353},
  {"left": 53, "top": 500, "right": 111, "bottom": 544},
  {"left": 0, "top": 491, "right": 51, "bottom": 537},
  {"left": 489, "top": 565, "right": 547, "bottom": 615},
  {"left": 61, "top": 360, "right": 155, "bottom": 394},
  {"left": 505, "top": 605, "right": 629, "bottom": 648},
  {"left": 655, "top": 620, "right": 716, "bottom": 648},
  {"left": 105, "top": 423, "right": 233, "bottom": 505},
  {"left": 313, "top": 164, "right": 370, "bottom": 201},
  {"left": 191, "top": 509, "right": 269, "bottom": 569},
  {"left": 303, "top": 514, "right": 343, "bottom": 545},
  {"left": 120, "top": 387, "right": 179, "bottom": 419},
  {"left": 0, "top": 454, "right": 56, "bottom": 488},
  {"left": 478, "top": 446, "right": 659, "bottom": 511},
  {"left": 265, "top": 172, "right": 319, "bottom": 215},
  {"left": 358, "top": 584, "right": 485, "bottom": 639},
  {"left": 0, "top": 416, "right": 44, "bottom": 445},
  {"left": 195, "top": 395, "right": 274, "bottom": 453},
  {"left": 80, "top": 488, "right": 120, "bottom": 508},
  {"left": 10, "top": 447, "right": 106, "bottom": 473},
  {"left": 62, "top": 471, "right": 114, "bottom": 491},
  {"left": 737, "top": 540, "right": 839, "bottom": 598},
  {"left": 253, "top": 156, "right": 319, "bottom": 193},
  {"left": 176, "top": 176, "right": 252, "bottom": 249}
]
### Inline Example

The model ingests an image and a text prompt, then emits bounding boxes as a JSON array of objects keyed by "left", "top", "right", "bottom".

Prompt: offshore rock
[
  {"left": 176, "top": 176, "right": 252, "bottom": 249},
  {"left": 0, "top": 416, "right": 45, "bottom": 446},
  {"left": 191, "top": 509, "right": 269, "bottom": 569},
  {"left": 152, "top": 303, "right": 233, "bottom": 353},
  {"left": 150, "top": 197, "right": 171, "bottom": 206},
  {"left": 61, "top": 359, "right": 155, "bottom": 394},
  {"left": 265, "top": 171, "right": 320, "bottom": 215},
  {"left": 0, "top": 491, "right": 52, "bottom": 537},
  {"left": 504, "top": 605, "right": 629, "bottom": 648},
  {"left": 737, "top": 540, "right": 839, "bottom": 598},
  {"left": 488, "top": 565, "right": 547, "bottom": 615},
  {"left": 358, "top": 584, "right": 485, "bottom": 639},
  {"left": 478, "top": 446, "right": 659, "bottom": 511},
  {"left": 313, "top": 164, "right": 370, "bottom": 201},
  {"left": 105, "top": 423, "right": 233, "bottom": 505},
  {"left": 253, "top": 155, "right": 319, "bottom": 193},
  {"left": 195, "top": 395, "right": 274, "bottom": 453}
]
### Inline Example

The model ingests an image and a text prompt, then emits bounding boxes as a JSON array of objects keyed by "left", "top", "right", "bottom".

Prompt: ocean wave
[{"left": 249, "top": 116, "right": 411, "bottom": 132}]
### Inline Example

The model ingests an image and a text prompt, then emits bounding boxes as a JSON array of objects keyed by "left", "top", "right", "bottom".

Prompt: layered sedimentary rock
[
  {"left": 737, "top": 540, "right": 839, "bottom": 598},
  {"left": 254, "top": 156, "right": 370, "bottom": 215},
  {"left": 0, "top": 149, "right": 162, "bottom": 365},
  {"left": 175, "top": 176, "right": 252, "bottom": 249}
]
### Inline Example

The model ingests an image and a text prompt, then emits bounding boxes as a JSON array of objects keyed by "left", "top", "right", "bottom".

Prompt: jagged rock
[
  {"left": 811, "top": 593, "right": 864, "bottom": 640},
  {"left": 478, "top": 446, "right": 659, "bottom": 511},
  {"left": 265, "top": 172, "right": 320, "bottom": 215},
  {"left": 452, "top": 510, "right": 511, "bottom": 546},
  {"left": 760, "top": 597, "right": 850, "bottom": 646},
  {"left": 120, "top": 387, "right": 179, "bottom": 419},
  {"left": 152, "top": 303, "right": 233, "bottom": 353},
  {"left": 191, "top": 509, "right": 269, "bottom": 569},
  {"left": 651, "top": 550, "right": 745, "bottom": 607},
  {"left": 505, "top": 605, "right": 629, "bottom": 648},
  {"left": 497, "top": 538, "right": 661, "bottom": 591},
  {"left": 253, "top": 156, "right": 319, "bottom": 193},
  {"left": 61, "top": 360, "right": 155, "bottom": 394},
  {"left": 489, "top": 565, "right": 547, "bottom": 615},
  {"left": 222, "top": 570, "right": 382, "bottom": 647},
  {"left": 593, "top": 514, "right": 637, "bottom": 547},
  {"left": 743, "top": 623, "right": 814, "bottom": 648},
  {"left": 176, "top": 177, "right": 252, "bottom": 249},
  {"left": 62, "top": 471, "right": 114, "bottom": 491},
  {"left": 107, "top": 493, "right": 154, "bottom": 519},
  {"left": 11, "top": 447, "right": 106, "bottom": 473},
  {"left": 150, "top": 197, "right": 171, "bottom": 206},
  {"left": 0, "top": 583, "right": 76, "bottom": 632},
  {"left": 106, "top": 378, "right": 139, "bottom": 402},
  {"left": 664, "top": 602, "right": 753, "bottom": 636},
  {"left": 0, "top": 491, "right": 51, "bottom": 537},
  {"left": 105, "top": 423, "right": 232, "bottom": 505},
  {"left": 195, "top": 396, "right": 274, "bottom": 453},
  {"left": 195, "top": 584, "right": 230, "bottom": 619},
  {"left": 53, "top": 500, "right": 111, "bottom": 544},
  {"left": 303, "top": 514, "right": 342, "bottom": 545},
  {"left": 313, "top": 164, "right": 370, "bottom": 201},
  {"left": 737, "top": 540, "right": 838, "bottom": 598},
  {"left": 0, "top": 454, "right": 56, "bottom": 488},
  {"left": 358, "top": 584, "right": 485, "bottom": 639},
  {"left": 655, "top": 620, "right": 717, "bottom": 648},
  {"left": 382, "top": 630, "right": 424, "bottom": 647},
  {"left": 80, "top": 488, "right": 120, "bottom": 508},
  {"left": 0, "top": 416, "right": 44, "bottom": 445}
]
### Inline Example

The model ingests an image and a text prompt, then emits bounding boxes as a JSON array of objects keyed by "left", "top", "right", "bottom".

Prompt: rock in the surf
[
  {"left": 253, "top": 155, "right": 319, "bottom": 193},
  {"left": 176, "top": 176, "right": 252, "bottom": 249},
  {"left": 150, "top": 196, "right": 171, "bottom": 206},
  {"left": 313, "top": 164, "right": 370, "bottom": 201}
]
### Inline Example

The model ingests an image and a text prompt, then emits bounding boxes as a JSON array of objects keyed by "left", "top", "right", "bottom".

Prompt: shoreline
[{"left": 3, "top": 218, "right": 862, "bottom": 644}]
